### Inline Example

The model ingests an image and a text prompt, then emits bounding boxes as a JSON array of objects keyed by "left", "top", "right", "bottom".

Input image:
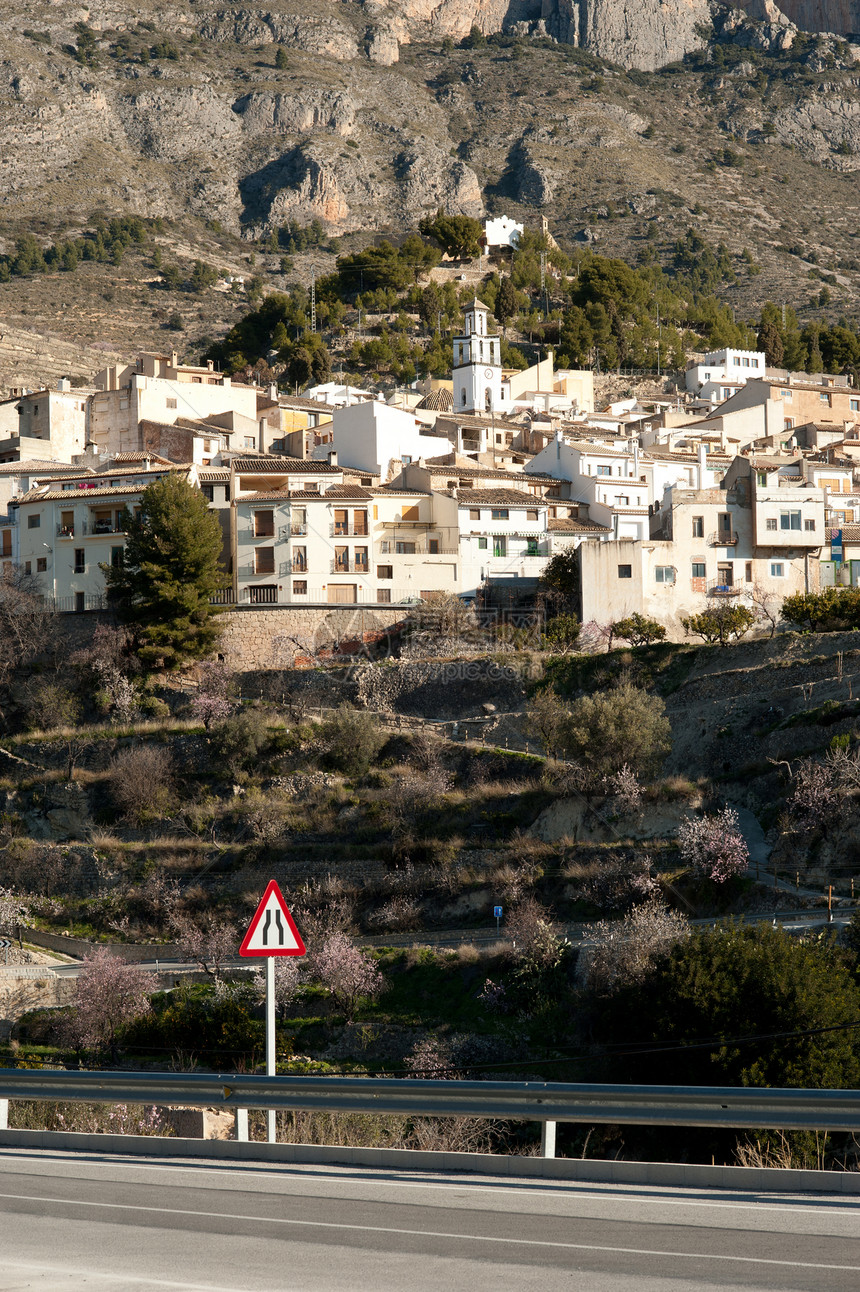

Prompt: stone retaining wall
[{"left": 53, "top": 605, "right": 410, "bottom": 670}]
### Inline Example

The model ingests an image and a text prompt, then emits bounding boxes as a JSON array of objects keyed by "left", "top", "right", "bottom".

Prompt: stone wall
[{"left": 53, "top": 605, "right": 410, "bottom": 670}]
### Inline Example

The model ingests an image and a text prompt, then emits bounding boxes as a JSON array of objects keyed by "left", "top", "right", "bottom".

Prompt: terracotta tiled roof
[
  {"left": 230, "top": 456, "right": 342, "bottom": 473},
  {"left": 197, "top": 468, "right": 231, "bottom": 482},
  {"left": 111, "top": 451, "right": 175, "bottom": 465},
  {"left": 548, "top": 518, "right": 611, "bottom": 533},
  {"left": 15, "top": 482, "right": 154, "bottom": 503},
  {"left": 417, "top": 388, "right": 454, "bottom": 411},
  {"left": 425, "top": 464, "right": 564, "bottom": 484},
  {"left": 238, "top": 485, "right": 373, "bottom": 503},
  {"left": 456, "top": 489, "right": 545, "bottom": 506},
  {"left": 278, "top": 395, "right": 335, "bottom": 412},
  {"left": 0, "top": 460, "right": 90, "bottom": 475}
]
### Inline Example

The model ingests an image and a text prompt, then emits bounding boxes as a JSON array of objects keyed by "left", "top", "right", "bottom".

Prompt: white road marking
[
  {"left": 0, "top": 1190, "right": 858, "bottom": 1271},
  {"left": 0, "top": 1149, "right": 855, "bottom": 1219}
]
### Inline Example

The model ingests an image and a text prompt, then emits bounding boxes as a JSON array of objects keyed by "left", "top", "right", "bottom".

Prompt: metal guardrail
[{"left": 0, "top": 1071, "right": 858, "bottom": 1133}]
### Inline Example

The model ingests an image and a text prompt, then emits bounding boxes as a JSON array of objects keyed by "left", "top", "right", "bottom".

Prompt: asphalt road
[{"left": 0, "top": 1148, "right": 857, "bottom": 1291}]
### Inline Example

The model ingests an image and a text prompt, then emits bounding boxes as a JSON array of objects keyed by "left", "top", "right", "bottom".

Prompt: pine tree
[{"left": 103, "top": 474, "right": 228, "bottom": 668}]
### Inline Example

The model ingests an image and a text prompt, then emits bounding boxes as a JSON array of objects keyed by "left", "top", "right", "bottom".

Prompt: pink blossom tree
[
  {"left": 68, "top": 949, "right": 152, "bottom": 1061},
  {"left": 314, "top": 932, "right": 384, "bottom": 1020},
  {"left": 191, "top": 662, "right": 235, "bottom": 730},
  {"left": 169, "top": 910, "right": 237, "bottom": 982},
  {"left": 677, "top": 806, "right": 750, "bottom": 883}
]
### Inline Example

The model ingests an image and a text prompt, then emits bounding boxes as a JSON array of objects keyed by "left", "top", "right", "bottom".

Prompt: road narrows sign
[{"left": 239, "top": 880, "right": 306, "bottom": 958}]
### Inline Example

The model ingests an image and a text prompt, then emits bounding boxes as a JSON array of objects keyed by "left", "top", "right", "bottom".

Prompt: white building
[
  {"left": 91, "top": 352, "right": 253, "bottom": 460},
  {"left": 685, "top": 349, "right": 766, "bottom": 406},
  {"left": 13, "top": 462, "right": 194, "bottom": 612},
  {"left": 483, "top": 216, "right": 523, "bottom": 251},
  {"left": 313, "top": 400, "right": 455, "bottom": 480},
  {"left": 0, "top": 383, "right": 92, "bottom": 464}
]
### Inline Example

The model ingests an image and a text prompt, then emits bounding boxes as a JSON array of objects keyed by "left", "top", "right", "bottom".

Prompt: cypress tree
[{"left": 103, "top": 474, "right": 228, "bottom": 668}]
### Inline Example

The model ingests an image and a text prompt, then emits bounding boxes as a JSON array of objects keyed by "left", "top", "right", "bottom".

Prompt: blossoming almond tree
[{"left": 677, "top": 806, "right": 750, "bottom": 883}]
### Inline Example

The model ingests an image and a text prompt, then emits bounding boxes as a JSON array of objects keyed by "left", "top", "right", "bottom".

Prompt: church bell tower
[{"left": 452, "top": 298, "right": 502, "bottom": 415}]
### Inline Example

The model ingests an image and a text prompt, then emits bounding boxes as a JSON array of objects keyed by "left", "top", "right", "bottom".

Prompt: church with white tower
[{"left": 452, "top": 298, "right": 502, "bottom": 415}]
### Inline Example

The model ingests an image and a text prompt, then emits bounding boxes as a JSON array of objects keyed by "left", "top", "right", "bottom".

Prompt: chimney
[
  {"left": 697, "top": 442, "right": 707, "bottom": 490},
  {"left": 170, "top": 350, "right": 178, "bottom": 367},
  {"left": 57, "top": 377, "right": 71, "bottom": 392},
  {"left": 207, "top": 360, "right": 214, "bottom": 372},
  {"left": 633, "top": 441, "right": 640, "bottom": 478},
  {"left": 269, "top": 383, "right": 278, "bottom": 401},
  {"left": 328, "top": 449, "right": 338, "bottom": 466}
]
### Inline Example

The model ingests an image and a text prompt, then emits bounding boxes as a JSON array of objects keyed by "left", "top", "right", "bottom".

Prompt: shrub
[
  {"left": 321, "top": 706, "right": 386, "bottom": 776},
  {"left": 565, "top": 682, "right": 671, "bottom": 778},
  {"left": 611, "top": 614, "right": 666, "bottom": 647},
  {"left": 781, "top": 587, "right": 860, "bottom": 632},
  {"left": 681, "top": 604, "right": 755, "bottom": 645},
  {"left": 210, "top": 709, "right": 271, "bottom": 776},
  {"left": 542, "top": 613, "right": 581, "bottom": 653},
  {"left": 108, "top": 745, "right": 174, "bottom": 822}
]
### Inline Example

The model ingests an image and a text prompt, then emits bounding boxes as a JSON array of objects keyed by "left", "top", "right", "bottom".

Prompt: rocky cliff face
[{"left": 1, "top": 0, "right": 860, "bottom": 376}]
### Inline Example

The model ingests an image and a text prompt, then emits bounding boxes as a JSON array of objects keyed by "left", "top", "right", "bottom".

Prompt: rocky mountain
[{"left": 1, "top": 0, "right": 860, "bottom": 375}]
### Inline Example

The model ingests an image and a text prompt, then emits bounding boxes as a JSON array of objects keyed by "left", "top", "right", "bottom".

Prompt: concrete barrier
[{"left": 0, "top": 1127, "right": 857, "bottom": 1194}]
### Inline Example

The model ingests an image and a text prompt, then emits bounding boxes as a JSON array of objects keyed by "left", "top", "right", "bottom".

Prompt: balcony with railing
[
  {"left": 708, "top": 530, "right": 739, "bottom": 546},
  {"left": 82, "top": 520, "right": 125, "bottom": 536},
  {"left": 247, "top": 585, "right": 278, "bottom": 605},
  {"left": 330, "top": 559, "right": 369, "bottom": 574},
  {"left": 283, "top": 523, "right": 307, "bottom": 537},
  {"left": 57, "top": 524, "right": 75, "bottom": 539},
  {"left": 329, "top": 524, "right": 369, "bottom": 538},
  {"left": 707, "top": 578, "right": 741, "bottom": 596},
  {"left": 279, "top": 559, "right": 307, "bottom": 576}
]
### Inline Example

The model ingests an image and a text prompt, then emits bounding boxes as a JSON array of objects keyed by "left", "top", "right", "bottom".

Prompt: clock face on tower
[{"left": 484, "top": 368, "right": 493, "bottom": 378}]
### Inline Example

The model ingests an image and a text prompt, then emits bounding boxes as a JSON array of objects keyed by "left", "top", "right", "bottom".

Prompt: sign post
[
  {"left": 239, "top": 880, "right": 306, "bottom": 1143},
  {"left": 493, "top": 905, "right": 503, "bottom": 934}
]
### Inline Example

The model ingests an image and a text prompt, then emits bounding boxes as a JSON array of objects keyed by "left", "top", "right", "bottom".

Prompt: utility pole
[
  {"left": 540, "top": 251, "right": 548, "bottom": 318},
  {"left": 656, "top": 304, "right": 661, "bottom": 378},
  {"left": 310, "top": 264, "right": 316, "bottom": 334}
]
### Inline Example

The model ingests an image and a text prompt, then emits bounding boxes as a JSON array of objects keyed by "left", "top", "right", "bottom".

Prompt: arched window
[{"left": 485, "top": 388, "right": 492, "bottom": 412}]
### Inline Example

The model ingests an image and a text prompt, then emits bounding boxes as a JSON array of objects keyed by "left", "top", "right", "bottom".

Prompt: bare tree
[
  {"left": 108, "top": 745, "right": 174, "bottom": 823},
  {"left": 0, "top": 565, "right": 57, "bottom": 695},
  {"left": 524, "top": 688, "right": 570, "bottom": 759},
  {"left": 749, "top": 583, "right": 782, "bottom": 639},
  {"left": 0, "top": 885, "right": 29, "bottom": 937}
]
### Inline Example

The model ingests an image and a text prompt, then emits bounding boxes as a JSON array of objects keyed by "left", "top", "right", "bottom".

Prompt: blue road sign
[{"left": 493, "top": 906, "right": 503, "bottom": 919}]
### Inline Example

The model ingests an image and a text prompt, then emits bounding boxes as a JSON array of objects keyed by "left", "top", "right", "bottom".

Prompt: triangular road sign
[{"left": 239, "top": 880, "right": 306, "bottom": 957}]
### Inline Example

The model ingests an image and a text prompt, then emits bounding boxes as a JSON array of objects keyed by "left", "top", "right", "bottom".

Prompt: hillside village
[{"left": 0, "top": 214, "right": 858, "bottom": 648}]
